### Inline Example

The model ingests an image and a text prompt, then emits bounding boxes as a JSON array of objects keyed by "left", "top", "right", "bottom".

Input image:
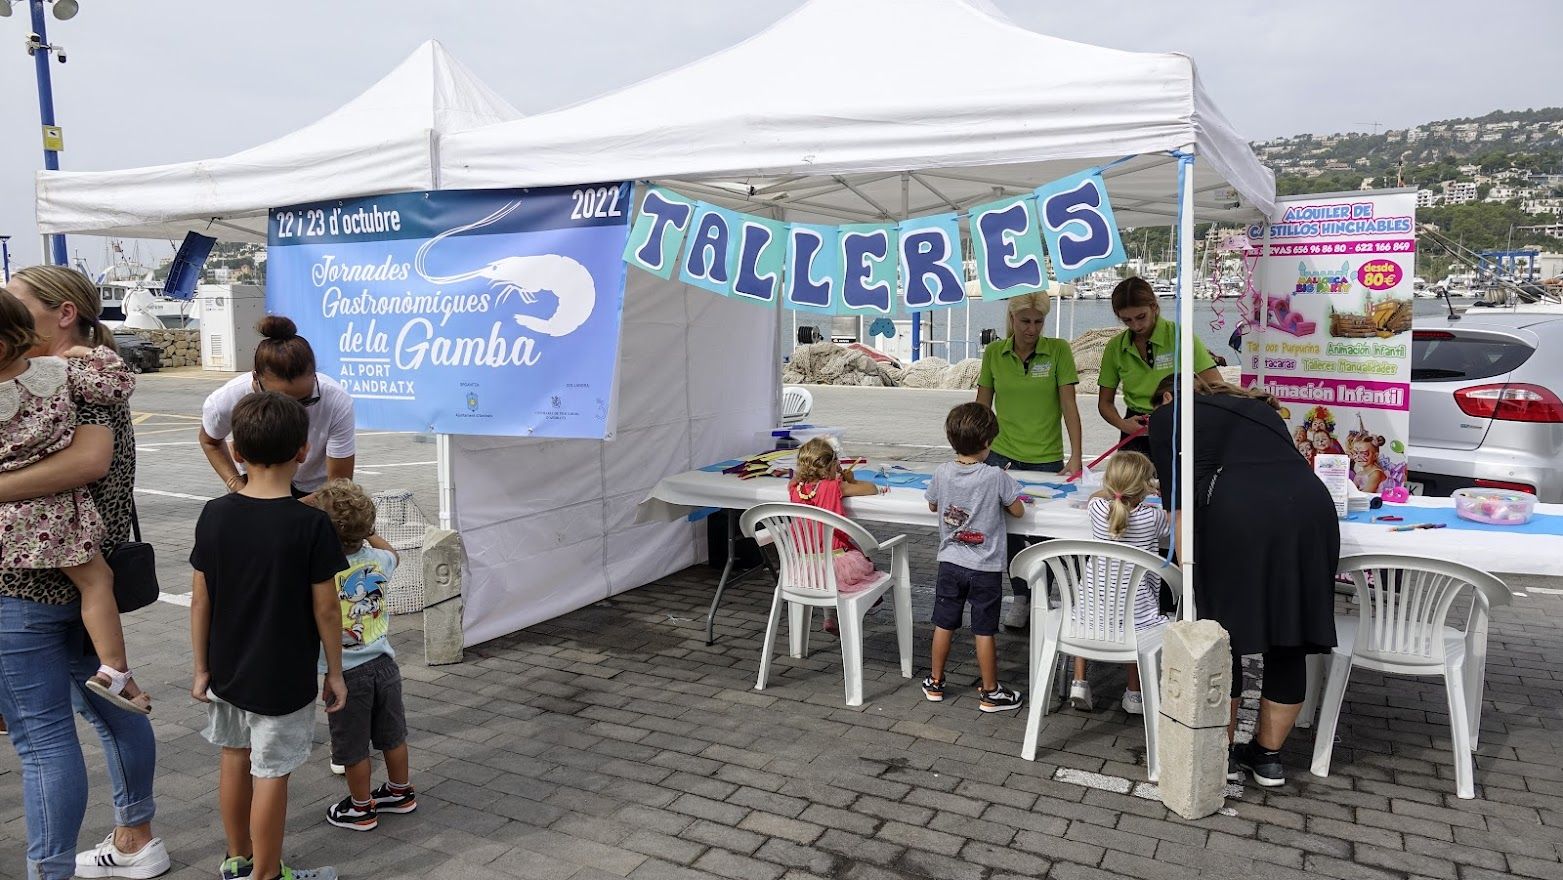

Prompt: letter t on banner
[
  {"left": 838, "top": 224, "right": 897, "bottom": 315},
  {"left": 1034, "top": 171, "right": 1127, "bottom": 283},
  {"left": 622, "top": 185, "right": 696, "bottom": 279},
  {"left": 968, "top": 195, "right": 1047, "bottom": 300},
  {"left": 898, "top": 212, "right": 965, "bottom": 310}
]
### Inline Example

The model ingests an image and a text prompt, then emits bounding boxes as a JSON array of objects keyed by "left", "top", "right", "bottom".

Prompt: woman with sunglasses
[
  {"left": 199, "top": 315, "right": 356, "bottom": 500},
  {"left": 1095, "top": 276, "right": 1222, "bottom": 455}
]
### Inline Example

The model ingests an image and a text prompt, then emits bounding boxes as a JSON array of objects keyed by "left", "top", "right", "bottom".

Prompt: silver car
[{"left": 1409, "top": 311, "right": 1563, "bottom": 502}]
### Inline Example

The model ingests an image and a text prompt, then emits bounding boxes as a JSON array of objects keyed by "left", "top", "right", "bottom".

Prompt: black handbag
[{"left": 108, "top": 502, "right": 159, "bottom": 613}]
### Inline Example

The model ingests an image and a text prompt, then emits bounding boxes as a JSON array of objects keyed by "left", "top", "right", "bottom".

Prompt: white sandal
[{"left": 85, "top": 665, "right": 152, "bottom": 715}]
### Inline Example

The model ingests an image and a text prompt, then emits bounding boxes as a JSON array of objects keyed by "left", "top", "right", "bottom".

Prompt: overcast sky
[{"left": 2, "top": 0, "right": 1559, "bottom": 270}]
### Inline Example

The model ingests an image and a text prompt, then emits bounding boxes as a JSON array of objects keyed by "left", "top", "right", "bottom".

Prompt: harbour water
[{"left": 780, "top": 297, "right": 1461, "bottom": 366}]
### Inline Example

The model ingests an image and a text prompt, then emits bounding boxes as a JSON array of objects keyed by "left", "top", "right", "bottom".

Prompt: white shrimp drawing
[{"left": 413, "top": 200, "right": 598, "bottom": 337}]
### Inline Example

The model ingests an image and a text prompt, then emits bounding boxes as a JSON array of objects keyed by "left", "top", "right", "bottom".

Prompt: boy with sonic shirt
[
  {"left": 309, "top": 478, "right": 417, "bottom": 832},
  {"left": 189, "top": 392, "right": 347, "bottom": 880}
]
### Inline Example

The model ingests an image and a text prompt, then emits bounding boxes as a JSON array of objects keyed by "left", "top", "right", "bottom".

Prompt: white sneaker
[
  {"left": 75, "top": 833, "right": 171, "bottom": 879},
  {"left": 1122, "top": 690, "right": 1144, "bottom": 715},
  {"left": 1001, "top": 597, "right": 1029, "bottom": 630},
  {"left": 1068, "top": 680, "right": 1094, "bottom": 711},
  {"left": 330, "top": 761, "right": 346, "bottom": 775}
]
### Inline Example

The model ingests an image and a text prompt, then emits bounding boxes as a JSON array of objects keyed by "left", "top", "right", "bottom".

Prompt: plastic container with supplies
[
  {"left": 1452, "top": 488, "right": 1536, "bottom": 526},
  {"left": 791, "top": 426, "right": 845, "bottom": 452},
  {"left": 771, "top": 429, "right": 799, "bottom": 450}
]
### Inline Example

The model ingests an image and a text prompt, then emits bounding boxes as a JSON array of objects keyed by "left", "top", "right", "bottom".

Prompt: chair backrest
[
  {"left": 1336, "top": 553, "right": 1511, "bottom": 666},
  {"left": 1011, "top": 538, "right": 1183, "bottom": 652},
  {"left": 741, "top": 502, "right": 879, "bottom": 598},
  {"left": 781, "top": 386, "right": 813, "bottom": 424}
]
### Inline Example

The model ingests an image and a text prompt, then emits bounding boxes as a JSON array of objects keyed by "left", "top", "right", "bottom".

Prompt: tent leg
[
  {"left": 1175, "top": 145, "right": 1197, "bottom": 611},
  {"left": 437, "top": 433, "right": 454, "bottom": 530}
]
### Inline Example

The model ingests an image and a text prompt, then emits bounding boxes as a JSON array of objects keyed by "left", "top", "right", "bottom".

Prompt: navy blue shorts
[{"left": 932, "top": 562, "right": 1004, "bottom": 636}]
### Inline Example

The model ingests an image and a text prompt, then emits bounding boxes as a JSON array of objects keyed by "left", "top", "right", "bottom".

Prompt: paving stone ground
[{"left": 2, "top": 373, "right": 1560, "bottom": 879}]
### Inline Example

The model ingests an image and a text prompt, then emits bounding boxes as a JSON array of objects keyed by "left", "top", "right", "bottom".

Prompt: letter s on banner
[
  {"left": 785, "top": 223, "right": 840, "bottom": 314},
  {"left": 679, "top": 202, "right": 739, "bottom": 295},
  {"left": 623, "top": 186, "right": 695, "bottom": 279},
  {"left": 1034, "top": 172, "right": 1126, "bottom": 283},
  {"left": 968, "top": 195, "right": 1046, "bottom": 300},
  {"left": 838, "top": 224, "right": 897, "bottom": 315},
  {"left": 898, "top": 212, "right": 965, "bottom": 310}
]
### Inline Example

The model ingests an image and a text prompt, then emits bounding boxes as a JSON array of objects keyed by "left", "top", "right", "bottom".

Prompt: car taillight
[
  {"left": 1474, "top": 479, "right": 1536, "bottom": 495},
  {"left": 1413, "top": 330, "right": 1455, "bottom": 341},
  {"left": 1454, "top": 383, "right": 1563, "bottom": 423}
]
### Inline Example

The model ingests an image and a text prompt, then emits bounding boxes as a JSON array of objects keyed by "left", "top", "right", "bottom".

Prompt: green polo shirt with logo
[
  {"left": 977, "top": 335, "right": 1078, "bottom": 464},
  {"left": 1098, "top": 318, "right": 1216, "bottom": 413}
]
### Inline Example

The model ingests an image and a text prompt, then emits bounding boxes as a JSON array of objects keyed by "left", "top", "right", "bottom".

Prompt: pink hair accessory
[{"left": 1380, "top": 485, "right": 1409, "bottom": 503}]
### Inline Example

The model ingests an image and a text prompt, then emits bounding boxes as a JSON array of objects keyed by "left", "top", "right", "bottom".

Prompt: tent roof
[
  {"left": 35, "top": 40, "right": 521, "bottom": 243},
  {"left": 440, "top": 0, "right": 1275, "bottom": 227}
]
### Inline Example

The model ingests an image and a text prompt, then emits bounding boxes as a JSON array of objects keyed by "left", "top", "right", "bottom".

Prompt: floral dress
[{"left": 0, "top": 351, "right": 135, "bottom": 568}]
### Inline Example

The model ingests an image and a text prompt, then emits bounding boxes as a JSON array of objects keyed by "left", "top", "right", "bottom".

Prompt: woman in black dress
[{"left": 1148, "top": 376, "right": 1339, "bottom": 787}]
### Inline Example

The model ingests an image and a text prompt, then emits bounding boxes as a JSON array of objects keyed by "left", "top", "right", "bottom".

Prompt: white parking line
[
  {"left": 157, "top": 592, "right": 192, "bottom": 607},
  {"left": 1529, "top": 587, "right": 1563, "bottom": 595},
  {"left": 364, "top": 460, "right": 436, "bottom": 468},
  {"left": 136, "top": 488, "right": 213, "bottom": 502}
]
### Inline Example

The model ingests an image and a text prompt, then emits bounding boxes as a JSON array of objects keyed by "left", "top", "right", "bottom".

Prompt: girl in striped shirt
[{"left": 1069, "top": 451, "right": 1170, "bottom": 714}]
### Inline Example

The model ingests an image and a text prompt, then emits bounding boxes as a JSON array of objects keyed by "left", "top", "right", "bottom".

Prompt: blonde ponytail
[{"left": 1095, "top": 451, "right": 1158, "bottom": 538}]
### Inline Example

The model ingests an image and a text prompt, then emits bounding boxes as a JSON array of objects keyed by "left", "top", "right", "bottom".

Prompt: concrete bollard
[
  {"left": 1157, "top": 619, "right": 1233, "bottom": 819},
  {"left": 421, "top": 527, "right": 466, "bottom": 666}
]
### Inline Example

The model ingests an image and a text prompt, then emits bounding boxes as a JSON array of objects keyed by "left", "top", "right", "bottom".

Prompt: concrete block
[
  {"left": 422, "top": 527, "right": 466, "bottom": 665},
  {"left": 1160, "top": 619, "right": 1232, "bottom": 729},
  {"left": 1157, "top": 714, "right": 1229, "bottom": 819}
]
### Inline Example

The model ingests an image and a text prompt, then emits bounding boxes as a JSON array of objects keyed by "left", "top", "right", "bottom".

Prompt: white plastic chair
[
  {"left": 740, "top": 502, "right": 913, "bottom": 706},
  {"left": 1310, "top": 554, "right": 1511, "bottom": 799},
  {"left": 1012, "top": 539, "right": 1183, "bottom": 781},
  {"left": 781, "top": 385, "right": 813, "bottom": 425}
]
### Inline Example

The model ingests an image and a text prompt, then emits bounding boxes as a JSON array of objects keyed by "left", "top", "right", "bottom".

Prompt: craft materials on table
[
  {"left": 1347, "top": 503, "right": 1563, "bottom": 536},
  {"left": 1451, "top": 487, "right": 1536, "bottom": 526}
]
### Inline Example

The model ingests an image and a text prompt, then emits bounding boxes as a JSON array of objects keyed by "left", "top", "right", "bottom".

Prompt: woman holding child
[
  {"left": 0, "top": 266, "right": 167, "bottom": 880},
  {"left": 975, "top": 291, "right": 1083, "bottom": 630},
  {"left": 1148, "top": 375, "right": 1339, "bottom": 788}
]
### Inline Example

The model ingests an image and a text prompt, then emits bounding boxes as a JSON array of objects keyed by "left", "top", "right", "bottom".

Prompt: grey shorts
[
  {"left": 328, "top": 654, "right": 408, "bottom": 766},
  {"left": 202, "top": 691, "right": 316, "bottom": 779}
]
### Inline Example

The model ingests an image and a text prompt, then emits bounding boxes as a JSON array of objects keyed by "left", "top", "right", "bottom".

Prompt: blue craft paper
[
  {"left": 1346, "top": 505, "right": 1563, "bottom": 536},
  {"left": 1033, "top": 171, "right": 1127, "bottom": 283},
  {"left": 679, "top": 202, "right": 741, "bottom": 296}
]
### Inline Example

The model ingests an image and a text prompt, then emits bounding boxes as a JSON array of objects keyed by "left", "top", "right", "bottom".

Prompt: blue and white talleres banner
[
  {"left": 622, "top": 169, "right": 1126, "bottom": 313},
  {"left": 268, "top": 185, "right": 632, "bottom": 438}
]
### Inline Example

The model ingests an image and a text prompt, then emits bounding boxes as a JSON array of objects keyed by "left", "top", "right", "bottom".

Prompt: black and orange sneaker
[
  {"left": 369, "top": 782, "right": 417, "bottom": 814},
  {"left": 920, "top": 676, "right": 946, "bottom": 702},
  {"left": 325, "top": 796, "right": 377, "bottom": 831}
]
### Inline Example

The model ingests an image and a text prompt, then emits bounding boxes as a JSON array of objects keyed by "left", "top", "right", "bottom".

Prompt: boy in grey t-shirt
[{"left": 922, "top": 402, "right": 1026, "bottom": 712}]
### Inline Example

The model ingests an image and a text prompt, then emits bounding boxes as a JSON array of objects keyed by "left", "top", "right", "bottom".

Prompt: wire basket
[{"left": 372, "top": 491, "right": 433, "bottom": 615}]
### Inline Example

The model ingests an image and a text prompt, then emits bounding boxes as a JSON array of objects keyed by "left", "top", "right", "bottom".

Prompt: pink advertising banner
[{"left": 1241, "top": 189, "right": 1418, "bottom": 494}]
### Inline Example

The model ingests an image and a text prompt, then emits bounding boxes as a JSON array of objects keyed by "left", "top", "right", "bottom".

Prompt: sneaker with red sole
[
  {"left": 326, "top": 796, "right": 377, "bottom": 831},
  {"left": 369, "top": 782, "right": 418, "bottom": 814}
]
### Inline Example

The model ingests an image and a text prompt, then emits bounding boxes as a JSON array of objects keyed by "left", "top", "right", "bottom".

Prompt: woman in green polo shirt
[
  {"left": 1097, "top": 277, "right": 1222, "bottom": 455},
  {"left": 976, "top": 291, "right": 1083, "bottom": 629}
]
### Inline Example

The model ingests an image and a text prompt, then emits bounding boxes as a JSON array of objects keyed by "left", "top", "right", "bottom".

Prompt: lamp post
[{"left": 3, "top": 0, "right": 78, "bottom": 266}]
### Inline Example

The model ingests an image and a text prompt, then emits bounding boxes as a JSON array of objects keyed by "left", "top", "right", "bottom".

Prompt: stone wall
[{"left": 133, "top": 328, "right": 200, "bottom": 368}]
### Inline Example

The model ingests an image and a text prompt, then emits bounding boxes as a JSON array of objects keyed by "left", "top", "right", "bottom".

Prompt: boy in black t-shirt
[{"left": 190, "top": 391, "right": 348, "bottom": 880}]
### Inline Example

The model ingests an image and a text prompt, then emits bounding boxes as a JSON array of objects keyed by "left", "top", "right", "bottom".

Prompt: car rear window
[{"left": 1412, "top": 332, "right": 1533, "bottom": 382}]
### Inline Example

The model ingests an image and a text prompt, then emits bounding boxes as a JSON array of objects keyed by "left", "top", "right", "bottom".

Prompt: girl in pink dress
[
  {"left": 0, "top": 291, "right": 148, "bottom": 714},
  {"left": 788, "top": 438, "right": 887, "bottom": 634}
]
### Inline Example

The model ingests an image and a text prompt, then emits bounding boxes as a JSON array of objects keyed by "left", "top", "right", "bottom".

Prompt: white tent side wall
[{"left": 452, "top": 271, "right": 776, "bottom": 646}]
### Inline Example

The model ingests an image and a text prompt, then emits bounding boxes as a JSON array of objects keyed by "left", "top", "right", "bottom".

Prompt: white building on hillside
[
  {"left": 1445, "top": 181, "right": 1478, "bottom": 204},
  {"left": 1417, "top": 189, "right": 1438, "bottom": 208}
]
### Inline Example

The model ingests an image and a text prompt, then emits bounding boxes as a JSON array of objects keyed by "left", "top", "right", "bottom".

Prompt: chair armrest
[
  {"left": 754, "top": 528, "right": 774, "bottom": 548},
  {"left": 875, "top": 534, "right": 908, "bottom": 552}
]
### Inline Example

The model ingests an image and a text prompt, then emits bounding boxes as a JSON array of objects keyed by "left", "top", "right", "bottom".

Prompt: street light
[{"left": 4, "top": 0, "right": 77, "bottom": 265}]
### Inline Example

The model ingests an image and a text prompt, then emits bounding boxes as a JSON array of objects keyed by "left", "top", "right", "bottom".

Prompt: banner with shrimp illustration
[
  {"left": 267, "top": 185, "right": 632, "bottom": 438},
  {"left": 1239, "top": 189, "right": 1417, "bottom": 494}
]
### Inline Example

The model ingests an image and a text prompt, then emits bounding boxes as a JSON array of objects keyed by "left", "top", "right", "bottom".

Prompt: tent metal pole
[
  {"left": 437, "top": 433, "right": 454, "bottom": 531},
  {"left": 905, "top": 172, "right": 920, "bottom": 362},
  {"left": 964, "top": 299, "right": 971, "bottom": 360},
  {"left": 1176, "top": 145, "right": 1197, "bottom": 614},
  {"left": 1256, "top": 220, "right": 1271, "bottom": 384}
]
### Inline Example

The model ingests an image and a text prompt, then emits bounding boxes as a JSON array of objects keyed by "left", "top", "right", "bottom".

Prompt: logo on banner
[{"left": 414, "top": 201, "right": 597, "bottom": 338}]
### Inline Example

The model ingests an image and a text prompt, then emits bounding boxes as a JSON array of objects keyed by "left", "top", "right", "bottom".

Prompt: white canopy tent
[
  {"left": 34, "top": 40, "right": 521, "bottom": 242},
  {"left": 440, "top": 0, "right": 1275, "bottom": 644}
]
